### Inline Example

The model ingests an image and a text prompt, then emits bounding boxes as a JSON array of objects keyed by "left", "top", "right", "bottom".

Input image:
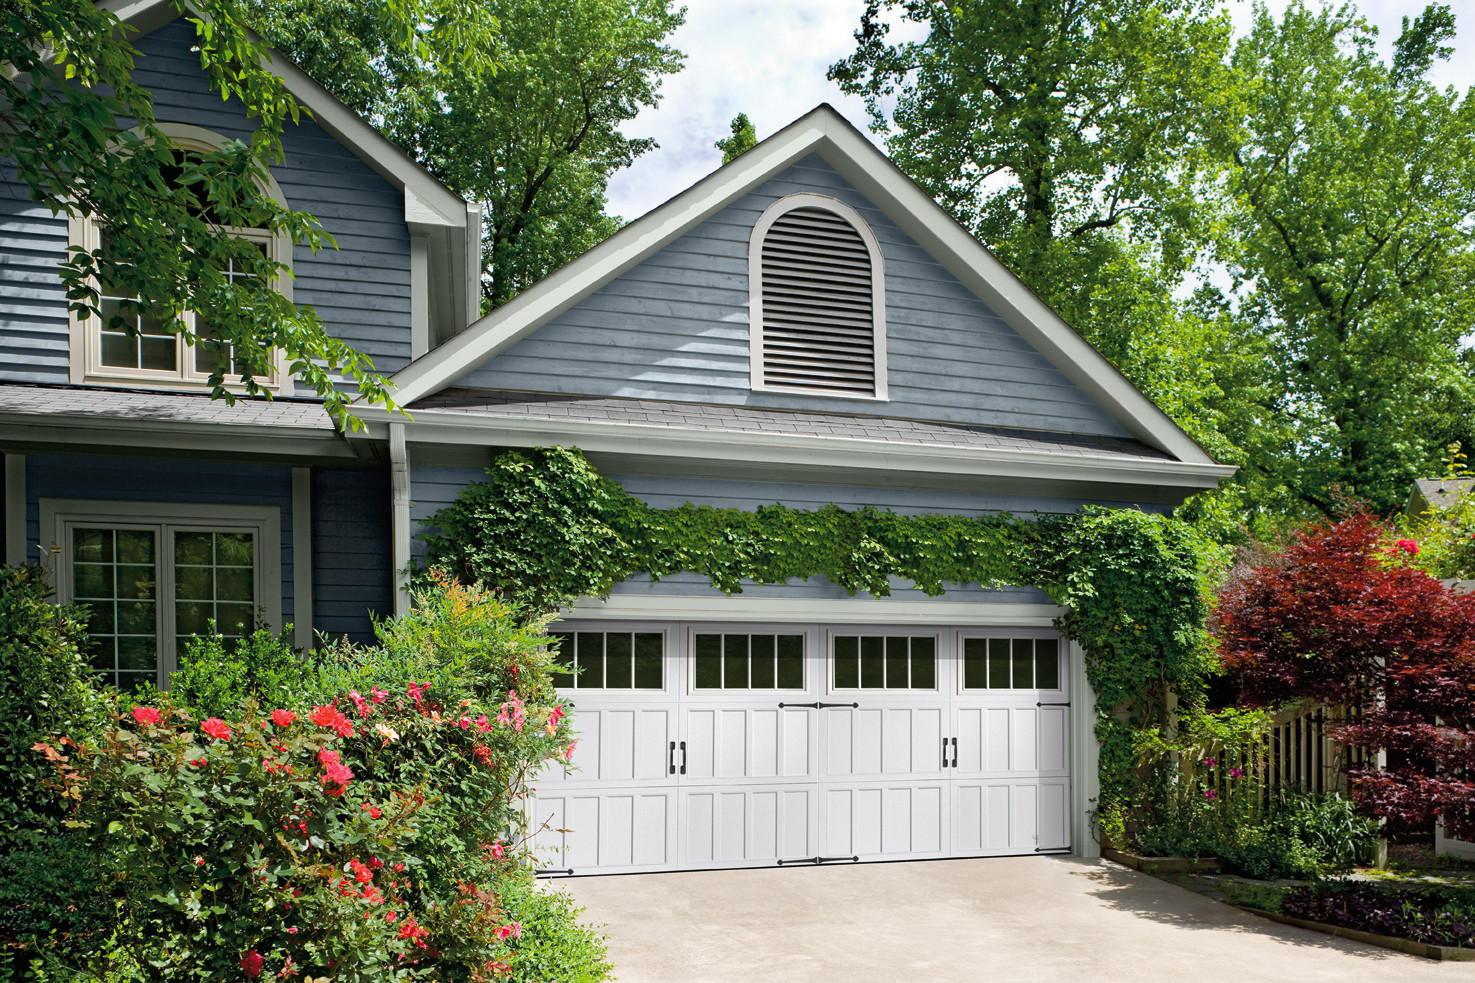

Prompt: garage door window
[
  {"left": 550, "top": 631, "right": 663, "bottom": 690},
  {"left": 693, "top": 632, "right": 804, "bottom": 689},
  {"left": 832, "top": 635, "right": 936, "bottom": 690},
  {"left": 961, "top": 637, "right": 1060, "bottom": 690}
]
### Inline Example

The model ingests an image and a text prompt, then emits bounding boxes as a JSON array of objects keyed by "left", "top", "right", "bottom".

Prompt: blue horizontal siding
[
  {"left": 458, "top": 155, "right": 1127, "bottom": 438},
  {"left": 23, "top": 454, "right": 296, "bottom": 623},
  {"left": 409, "top": 466, "right": 1154, "bottom": 604},
  {"left": 0, "top": 167, "right": 70, "bottom": 383},
  {"left": 312, "top": 468, "right": 391, "bottom": 643},
  {"left": 0, "top": 18, "right": 413, "bottom": 386}
]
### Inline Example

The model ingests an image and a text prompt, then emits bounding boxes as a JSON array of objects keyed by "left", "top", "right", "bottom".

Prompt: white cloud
[{"left": 608, "top": 0, "right": 1475, "bottom": 221}]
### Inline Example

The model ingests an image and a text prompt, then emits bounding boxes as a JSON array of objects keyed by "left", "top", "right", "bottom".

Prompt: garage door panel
[
  {"left": 1039, "top": 706, "right": 1069, "bottom": 773},
  {"left": 683, "top": 785, "right": 818, "bottom": 866},
  {"left": 530, "top": 788, "right": 677, "bottom": 873},
  {"left": 684, "top": 706, "right": 816, "bottom": 782},
  {"left": 1011, "top": 707, "right": 1038, "bottom": 772},
  {"left": 822, "top": 782, "right": 948, "bottom": 859},
  {"left": 825, "top": 706, "right": 946, "bottom": 780},
  {"left": 554, "top": 707, "right": 673, "bottom": 784},
  {"left": 952, "top": 778, "right": 1071, "bottom": 855}
]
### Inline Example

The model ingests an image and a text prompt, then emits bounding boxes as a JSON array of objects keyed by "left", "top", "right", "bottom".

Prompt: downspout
[{"left": 389, "top": 423, "right": 412, "bottom": 617}]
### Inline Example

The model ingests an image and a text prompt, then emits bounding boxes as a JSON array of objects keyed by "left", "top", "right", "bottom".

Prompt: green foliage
[
  {"left": 11, "top": 580, "right": 592, "bottom": 981},
  {"left": 715, "top": 113, "right": 758, "bottom": 163},
  {"left": 1132, "top": 709, "right": 1378, "bottom": 879},
  {"left": 162, "top": 625, "right": 310, "bottom": 720},
  {"left": 1212, "top": 1, "right": 1475, "bottom": 514},
  {"left": 0, "top": 565, "right": 106, "bottom": 847},
  {"left": 2, "top": 0, "right": 400, "bottom": 418},
  {"left": 422, "top": 446, "right": 1221, "bottom": 838},
  {"left": 0, "top": 835, "right": 112, "bottom": 981},
  {"left": 249, "top": 0, "right": 686, "bottom": 309},
  {"left": 495, "top": 881, "right": 613, "bottom": 983},
  {"left": 1399, "top": 444, "right": 1475, "bottom": 579}
]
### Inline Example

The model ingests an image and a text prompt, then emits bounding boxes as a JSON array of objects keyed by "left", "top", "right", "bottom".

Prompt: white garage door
[{"left": 529, "top": 623, "right": 1070, "bottom": 875}]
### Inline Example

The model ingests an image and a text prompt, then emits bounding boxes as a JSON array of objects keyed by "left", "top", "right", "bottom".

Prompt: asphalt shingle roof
[
  {"left": 412, "top": 388, "right": 1174, "bottom": 462},
  {"left": 0, "top": 383, "right": 337, "bottom": 430}
]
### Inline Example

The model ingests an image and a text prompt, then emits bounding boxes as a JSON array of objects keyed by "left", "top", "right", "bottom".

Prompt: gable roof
[
  {"left": 105, "top": 0, "right": 481, "bottom": 334},
  {"left": 385, "top": 104, "right": 1218, "bottom": 467}
]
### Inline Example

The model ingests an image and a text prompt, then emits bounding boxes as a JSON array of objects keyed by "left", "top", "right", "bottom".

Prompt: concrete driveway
[{"left": 557, "top": 856, "right": 1470, "bottom": 982}]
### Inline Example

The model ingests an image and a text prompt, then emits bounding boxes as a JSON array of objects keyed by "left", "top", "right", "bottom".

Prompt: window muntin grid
[
  {"left": 549, "top": 631, "right": 663, "bottom": 690},
  {"left": 961, "top": 637, "right": 1061, "bottom": 690},
  {"left": 72, "top": 527, "right": 159, "bottom": 690},
  {"left": 832, "top": 634, "right": 937, "bottom": 690},
  {"left": 693, "top": 633, "right": 804, "bottom": 690},
  {"left": 173, "top": 531, "right": 256, "bottom": 655}
]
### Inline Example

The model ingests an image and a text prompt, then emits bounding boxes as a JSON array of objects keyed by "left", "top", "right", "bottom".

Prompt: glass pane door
[
  {"left": 72, "top": 527, "right": 158, "bottom": 689},
  {"left": 174, "top": 531, "right": 255, "bottom": 654}
]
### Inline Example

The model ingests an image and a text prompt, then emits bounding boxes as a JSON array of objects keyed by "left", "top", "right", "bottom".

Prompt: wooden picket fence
[{"left": 1266, "top": 703, "right": 1370, "bottom": 798}]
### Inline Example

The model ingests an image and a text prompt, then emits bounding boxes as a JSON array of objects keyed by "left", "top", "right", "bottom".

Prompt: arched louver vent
[{"left": 759, "top": 206, "right": 876, "bottom": 395}]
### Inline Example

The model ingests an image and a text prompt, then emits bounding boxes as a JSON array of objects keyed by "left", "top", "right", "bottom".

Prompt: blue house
[{"left": 0, "top": 2, "right": 1232, "bottom": 874}]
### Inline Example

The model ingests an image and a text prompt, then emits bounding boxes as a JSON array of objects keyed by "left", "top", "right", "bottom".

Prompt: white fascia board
[
  {"left": 353, "top": 407, "right": 1235, "bottom": 490},
  {"left": 384, "top": 116, "right": 835, "bottom": 406},
  {"left": 563, "top": 593, "right": 1067, "bottom": 626},
  {"left": 0, "top": 412, "right": 357, "bottom": 462}
]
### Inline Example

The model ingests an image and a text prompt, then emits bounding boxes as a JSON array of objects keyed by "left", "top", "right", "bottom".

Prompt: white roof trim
[
  {"left": 349, "top": 406, "right": 1235, "bottom": 490},
  {"left": 385, "top": 104, "right": 1218, "bottom": 466}
]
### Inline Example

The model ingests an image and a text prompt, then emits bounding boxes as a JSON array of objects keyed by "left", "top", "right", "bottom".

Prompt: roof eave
[{"left": 347, "top": 406, "right": 1236, "bottom": 491}]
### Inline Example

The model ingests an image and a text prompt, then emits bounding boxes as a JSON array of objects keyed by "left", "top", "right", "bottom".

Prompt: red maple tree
[{"left": 1216, "top": 513, "right": 1475, "bottom": 839}]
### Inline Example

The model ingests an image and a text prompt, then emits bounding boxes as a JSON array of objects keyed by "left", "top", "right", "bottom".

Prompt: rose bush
[{"left": 14, "top": 574, "right": 604, "bottom": 982}]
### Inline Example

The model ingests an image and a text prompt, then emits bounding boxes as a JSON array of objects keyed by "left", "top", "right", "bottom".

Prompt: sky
[{"left": 604, "top": 0, "right": 1475, "bottom": 222}]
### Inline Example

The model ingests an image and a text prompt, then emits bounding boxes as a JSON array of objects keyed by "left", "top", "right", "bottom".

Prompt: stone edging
[
  {"left": 1101, "top": 846, "right": 1222, "bottom": 875},
  {"left": 1237, "top": 906, "right": 1475, "bottom": 962}
]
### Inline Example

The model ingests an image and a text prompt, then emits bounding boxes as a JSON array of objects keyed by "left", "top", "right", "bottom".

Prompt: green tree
[
  {"left": 716, "top": 112, "right": 758, "bottom": 163},
  {"left": 828, "top": 1, "right": 1283, "bottom": 537},
  {"left": 1214, "top": 2, "right": 1475, "bottom": 515},
  {"left": 249, "top": 0, "right": 685, "bottom": 310},
  {"left": 0, "top": 1, "right": 486, "bottom": 416}
]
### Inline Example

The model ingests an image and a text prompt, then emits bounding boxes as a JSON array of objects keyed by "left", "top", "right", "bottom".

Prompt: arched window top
[{"left": 749, "top": 193, "right": 886, "bottom": 399}]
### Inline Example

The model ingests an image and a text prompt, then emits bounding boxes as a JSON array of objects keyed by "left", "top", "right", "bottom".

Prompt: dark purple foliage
[{"left": 1281, "top": 882, "right": 1475, "bottom": 947}]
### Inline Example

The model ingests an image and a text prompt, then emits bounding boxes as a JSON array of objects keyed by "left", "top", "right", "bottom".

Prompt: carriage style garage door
[{"left": 529, "top": 622, "right": 1071, "bottom": 875}]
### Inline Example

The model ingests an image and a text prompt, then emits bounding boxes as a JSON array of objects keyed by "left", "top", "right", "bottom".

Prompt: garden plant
[{"left": 0, "top": 566, "right": 611, "bottom": 982}]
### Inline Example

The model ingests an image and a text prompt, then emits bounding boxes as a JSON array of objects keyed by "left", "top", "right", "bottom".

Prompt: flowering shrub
[
  {"left": 22, "top": 578, "right": 598, "bottom": 981},
  {"left": 1282, "top": 882, "right": 1475, "bottom": 947}
]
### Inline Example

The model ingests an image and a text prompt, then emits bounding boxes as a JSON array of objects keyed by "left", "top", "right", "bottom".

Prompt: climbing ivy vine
[{"left": 420, "top": 447, "right": 1222, "bottom": 831}]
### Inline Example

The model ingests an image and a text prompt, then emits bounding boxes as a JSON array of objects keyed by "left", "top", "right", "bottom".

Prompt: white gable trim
[
  {"left": 384, "top": 105, "right": 1217, "bottom": 466},
  {"left": 105, "top": 0, "right": 481, "bottom": 336}
]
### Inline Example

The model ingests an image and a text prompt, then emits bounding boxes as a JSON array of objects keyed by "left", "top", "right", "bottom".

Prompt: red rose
[
  {"left": 270, "top": 709, "right": 297, "bottom": 727},
  {"left": 132, "top": 706, "right": 161, "bottom": 726},
  {"left": 201, "top": 718, "right": 231, "bottom": 741},
  {"left": 240, "top": 949, "right": 263, "bottom": 978}
]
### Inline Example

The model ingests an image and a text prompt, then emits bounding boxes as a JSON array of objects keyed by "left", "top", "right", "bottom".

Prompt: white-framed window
[
  {"left": 67, "top": 123, "right": 293, "bottom": 392},
  {"left": 957, "top": 631, "right": 1065, "bottom": 694},
  {"left": 548, "top": 628, "right": 667, "bottom": 691},
  {"left": 689, "top": 628, "right": 807, "bottom": 691},
  {"left": 41, "top": 499, "right": 282, "bottom": 690},
  {"left": 829, "top": 631, "right": 939, "bottom": 691},
  {"left": 748, "top": 192, "right": 887, "bottom": 399}
]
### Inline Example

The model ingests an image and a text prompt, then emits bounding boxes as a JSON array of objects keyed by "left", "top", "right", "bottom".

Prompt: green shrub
[
  {"left": 497, "top": 881, "right": 613, "bottom": 983},
  {"left": 163, "top": 624, "right": 309, "bottom": 719},
  {"left": 0, "top": 564, "right": 106, "bottom": 845},
  {"left": 0, "top": 835, "right": 113, "bottom": 981},
  {"left": 25, "top": 579, "right": 593, "bottom": 982}
]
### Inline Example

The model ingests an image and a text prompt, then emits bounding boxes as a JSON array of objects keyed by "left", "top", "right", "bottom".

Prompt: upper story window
[
  {"left": 749, "top": 193, "right": 887, "bottom": 399},
  {"left": 68, "top": 123, "right": 292, "bottom": 392}
]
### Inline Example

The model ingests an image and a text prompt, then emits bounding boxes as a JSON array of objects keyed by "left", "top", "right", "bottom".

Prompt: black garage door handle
[{"left": 669, "top": 740, "right": 675, "bottom": 775}]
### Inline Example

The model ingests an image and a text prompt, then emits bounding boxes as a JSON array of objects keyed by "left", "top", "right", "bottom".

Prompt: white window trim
[
  {"left": 68, "top": 122, "right": 293, "bottom": 393},
  {"left": 748, "top": 192, "right": 888, "bottom": 401},
  {"left": 826, "top": 625, "right": 946, "bottom": 696},
  {"left": 547, "top": 624, "right": 675, "bottom": 697},
  {"left": 40, "top": 498, "right": 283, "bottom": 689},
  {"left": 955, "top": 628, "right": 1069, "bottom": 700}
]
